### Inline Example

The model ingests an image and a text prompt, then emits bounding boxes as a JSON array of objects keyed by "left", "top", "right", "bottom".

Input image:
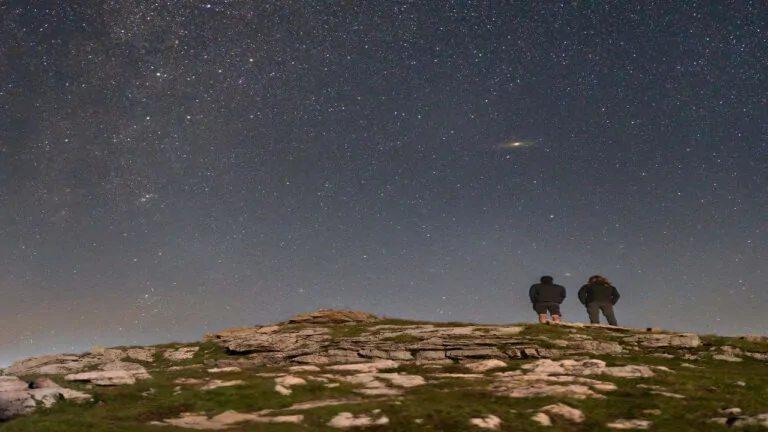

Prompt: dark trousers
[{"left": 586, "top": 303, "right": 618, "bottom": 326}]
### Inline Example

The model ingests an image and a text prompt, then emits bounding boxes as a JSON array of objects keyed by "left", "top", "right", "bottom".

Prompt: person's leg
[
  {"left": 533, "top": 303, "right": 549, "bottom": 323},
  {"left": 600, "top": 304, "right": 618, "bottom": 326},
  {"left": 549, "top": 304, "right": 562, "bottom": 322},
  {"left": 586, "top": 303, "right": 600, "bottom": 324}
]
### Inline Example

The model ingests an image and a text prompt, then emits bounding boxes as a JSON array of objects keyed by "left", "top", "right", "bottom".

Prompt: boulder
[{"left": 0, "top": 376, "right": 91, "bottom": 421}]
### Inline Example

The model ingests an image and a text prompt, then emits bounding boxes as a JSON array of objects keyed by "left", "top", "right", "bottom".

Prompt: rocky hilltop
[{"left": 1, "top": 309, "right": 768, "bottom": 431}]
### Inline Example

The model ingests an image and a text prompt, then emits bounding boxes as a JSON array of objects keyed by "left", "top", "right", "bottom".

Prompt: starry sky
[{"left": 0, "top": 1, "right": 766, "bottom": 366}]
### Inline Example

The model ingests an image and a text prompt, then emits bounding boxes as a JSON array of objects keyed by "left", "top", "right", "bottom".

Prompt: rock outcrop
[
  {"left": 0, "top": 376, "right": 91, "bottom": 421},
  {"left": 1, "top": 309, "right": 767, "bottom": 429}
]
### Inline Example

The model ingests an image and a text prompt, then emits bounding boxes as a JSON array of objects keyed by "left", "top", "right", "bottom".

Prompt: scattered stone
[
  {"left": 326, "top": 360, "right": 399, "bottom": 373},
  {"left": 164, "top": 347, "right": 200, "bottom": 361},
  {"left": 375, "top": 373, "right": 426, "bottom": 387},
  {"left": 432, "top": 373, "right": 486, "bottom": 379},
  {"left": 469, "top": 414, "right": 502, "bottom": 430},
  {"left": 354, "top": 388, "right": 403, "bottom": 396},
  {"left": 734, "top": 381, "right": 746, "bottom": 386},
  {"left": 153, "top": 410, "right": 303, "bottom": 429},
  {"left": 606, "top": 419, "right": 652, "bottom": 429},
  {"left": 531, "top": 412, "right": 552, "bottom": 426},
  {"left": 274, "top": 384, "right": 291, "bottom": 396},
  {"left": 624, "top": 333, "right": 700, "bottom": 348},
  {"left": 174, "top": 378, "right": 205, "bottom": 385},
  {"left": 283, "top": 398, "right": 367, "bottom": 410},
  {"left": 327, "top": 411, "right": 390, "bottom": 428},
  {"left": 649, "top": 391, "right": 685, "bottom": 399},
  {"left": 64, "top": 371, "right": 137, "bottom": 386},
  {"left": 289, "top": 365, "right": 321, "bottom": 372},
  {"left": 200, "top": 380, "right": 245, "bottom": 390},
  {"left": 208, "top": 367, "right": 242, "bottom": 373},
  {"left": 540, "top": 403, "right": 585, "bottom": 423},
  {"left": 642, "top": 409, "right": 662, "bottom": 415},
  {"left": 680, "top": 363, "right": 702, "bottom": 368},
  {"left": 465, "top": 359, "right": 508, "bottom": 372},
  {"left": 710, "top": 413, "right": 768, "bottom": 427},
  {"left": 274, "top": 375, "right": 307, "bottom": 387},
  {"left": 712, "top": 354, "right": 743, "bottom": 362},
  {"left": 720, "top": 407, "right": 742, "bottom": 416}
]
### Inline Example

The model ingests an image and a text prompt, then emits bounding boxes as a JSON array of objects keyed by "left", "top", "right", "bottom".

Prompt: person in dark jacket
[
  {"left": 529, "top": 275, "right": 566, "bottom": 323},
  {"left": 577, "top": 275, "right": 621, "bottom": 326}
]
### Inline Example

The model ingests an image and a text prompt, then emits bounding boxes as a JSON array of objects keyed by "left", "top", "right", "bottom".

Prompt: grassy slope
[{"left": 2, "top": 323, "right": 768, "bottom": 431}]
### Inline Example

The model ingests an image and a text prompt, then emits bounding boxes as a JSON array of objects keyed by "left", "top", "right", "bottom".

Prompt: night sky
[{"left": 1, "top": 2, "right": 766, "bottom": 366}]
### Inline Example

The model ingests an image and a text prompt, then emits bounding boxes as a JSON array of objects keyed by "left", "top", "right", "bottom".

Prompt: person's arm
[
  {"left": 529, "top": 285, "right": 537, "bottom": 304},
  {"left": 559, "top": 286, "right": 566, "bottom": 303},
  {"left": 611, "top": 286, "right": 620, "bottom": 305},
  {"left": 578, "top": 285, "right": 588, "bottom": 305}
]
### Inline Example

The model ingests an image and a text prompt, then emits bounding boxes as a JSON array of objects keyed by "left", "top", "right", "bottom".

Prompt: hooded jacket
[
  {"left": 578, "top": 282, "right": 620, "bottom": 305},
  {"left": 529, "top": 282, "right": 566, "bottom": 304}
]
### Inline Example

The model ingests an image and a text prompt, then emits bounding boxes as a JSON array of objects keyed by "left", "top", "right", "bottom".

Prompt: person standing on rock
[
  {"left": 578, "top": 275, "right": 621, "bottom": 326},
  {"left": 529, "top": 275, "right": 566, "bottom": 324}
]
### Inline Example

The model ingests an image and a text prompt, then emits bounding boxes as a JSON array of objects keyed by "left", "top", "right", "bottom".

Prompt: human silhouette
[
  {"left": 577, "top": 275, "right": 621, "bottom": 326},
  {"left": 529, "top": 275, "right": 566, "bottom": 323}
]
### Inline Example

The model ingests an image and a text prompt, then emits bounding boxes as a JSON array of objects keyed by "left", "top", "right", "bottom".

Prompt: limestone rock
[
  {"left": 531, "top": 412, "right": 552, "bottom": 426},
  {"left": 711, "top": 413, "right": 768, "bottom": 427},
  {"left": 541, "top": 403, "right": 586, "bottom": 423},
  {"left": 375, "top": 373, "right": 426, "bottom": 387},
  {"left": 327, "top": 411, "right": 389, "bottom": 428},
  {"left": 65, "top": 371, "right": 137, "bottom": 386},
  {"left": 465, "top": 359, "right": 507, "bottom": 372},
  {"left": 207, "top": 367, "right": 242, "bottom": 373},
  {"left": 89, "top": 346, "right": 126, "bottom": 361},
  {"left": 125, "top": 348, "right": 157, "bottom": 362},
  {"left": 623, "top": 333, "right": 700, "bottom": 348},
  {"left": 154, "top": 410, "right": 303, "bottom": 429},
  {"left": 469, "top": 414, "right": 502, "bottom": 429},
  {"left": 287, "top": 309, "right": 379, "bottom": 324},
  {"left": 164, "top": 347, "right": 200, "bottom": 361},
  {"left": 606, "top": 419, "right": 652, "bottom": 429},
  {"left": 326, "top": 360, "right": 399, "bottom": 373},
  {"left": 649, "top": 391, "right": 685, "bottom": 398},
  {"left": 274, "top": 375, "right": 307, "bottom": 387},
  {"left": 713, "top": 354, "right": 743, "bottom": 362},
  {"left": 200, "top": 380, "right": 245, "bottom": 390},
  {"left": 5, "top": 355, "right": 101, "bottom": 376},
  {"left": 0, "top": 376, "right": 91, "bottom": 421},
  {"left": 100, "top": 361, "right": 151, "bottom": 380},
  {"left": 521, "top": 359, "right": 655, "bottom": 378}
]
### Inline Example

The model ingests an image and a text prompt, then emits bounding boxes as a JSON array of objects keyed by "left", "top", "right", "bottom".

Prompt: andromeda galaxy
[{"left": 497, "top": 139, "right": 536, "bottom": 149}]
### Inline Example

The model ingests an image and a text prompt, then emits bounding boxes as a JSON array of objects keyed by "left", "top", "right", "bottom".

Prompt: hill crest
[{"left": 1, "top": 309, "right": 768, "bottom": 431}]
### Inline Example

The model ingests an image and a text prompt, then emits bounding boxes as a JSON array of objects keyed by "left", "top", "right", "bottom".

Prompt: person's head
[
  {"left": 540, "top": 275, "right": 554, "bottom": 284},
  {"left": 589, "top": 275, "right": 611, "bottom": 285}
]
